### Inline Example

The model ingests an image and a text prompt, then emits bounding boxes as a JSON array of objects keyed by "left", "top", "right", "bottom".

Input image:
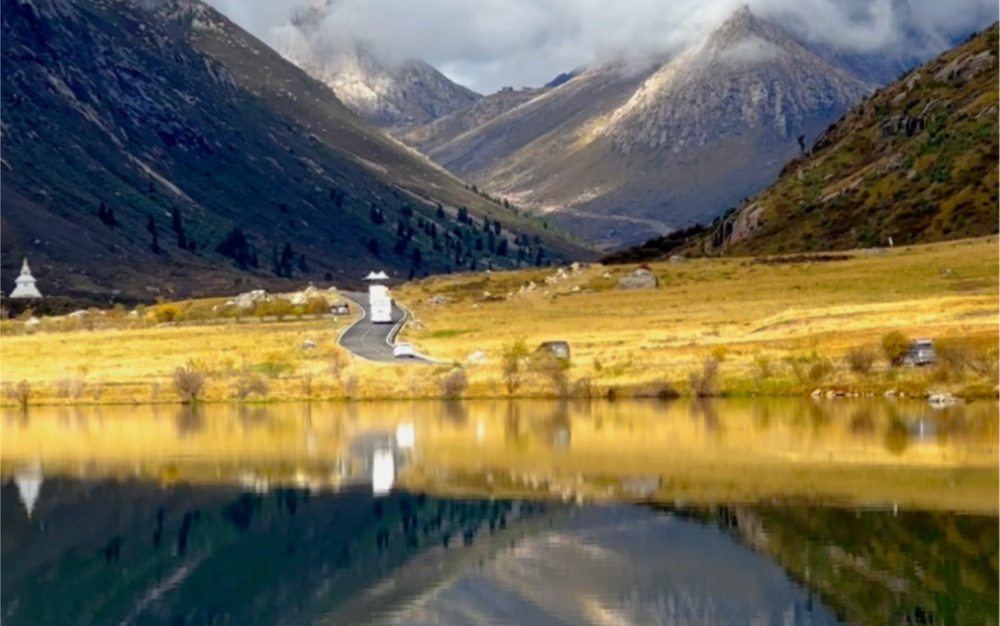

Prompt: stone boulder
[
  {"left": 233, "top": 289, "right": 269, "bottom": 310},
  {"left": 617, "top": 268, "right": 658, "bottom": 290}
]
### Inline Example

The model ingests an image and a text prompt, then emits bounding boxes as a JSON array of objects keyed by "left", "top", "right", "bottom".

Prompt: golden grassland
[
  {"left": 397, "top": 236, "right": 999, "bottom": 398},
  {"left": 2, "top": 398, "right": 997, "bottom": 513},
  {"left": 0, "top": 237, "right": 997, "bottom": 406}
]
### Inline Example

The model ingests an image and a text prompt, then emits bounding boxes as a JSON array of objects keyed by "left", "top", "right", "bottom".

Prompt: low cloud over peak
[{"left": 204, "top": 0, "right": 999, "bottom": 93}]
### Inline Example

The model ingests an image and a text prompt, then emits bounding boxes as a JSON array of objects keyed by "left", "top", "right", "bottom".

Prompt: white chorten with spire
[{"left": 10, "top": 258, "right": 42, "bottom": 299}]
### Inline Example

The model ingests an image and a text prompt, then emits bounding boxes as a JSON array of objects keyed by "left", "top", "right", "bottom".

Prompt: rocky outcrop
[{"left": 616, "top": 268, "right": 658, "bottom": 290}]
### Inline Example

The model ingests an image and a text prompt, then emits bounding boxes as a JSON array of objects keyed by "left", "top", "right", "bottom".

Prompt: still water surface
[{"left": 2, "top": 398, "right": 997, "bottom": 625}]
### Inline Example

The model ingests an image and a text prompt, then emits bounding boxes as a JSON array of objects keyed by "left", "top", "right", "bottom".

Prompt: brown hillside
[{"left": 695, "top": 22, "right": 999, "bottom": 256}]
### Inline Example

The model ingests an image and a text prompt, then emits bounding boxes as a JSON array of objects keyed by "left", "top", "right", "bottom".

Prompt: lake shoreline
[{"left": 1, "top": 376, "right": 997, "bottom": 409}]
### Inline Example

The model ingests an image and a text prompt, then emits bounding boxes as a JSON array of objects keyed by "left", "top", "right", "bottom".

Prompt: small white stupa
[
  {"left": 10, "top": 258, "right": 42, "bottom": 299},
  {"left": 14, "top": 462, "right": 44, "bottom": 518}
]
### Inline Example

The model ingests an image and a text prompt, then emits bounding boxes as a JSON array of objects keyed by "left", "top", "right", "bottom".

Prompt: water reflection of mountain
[{"left": 0, "top": 479, "right": 557, "bottom": 626}]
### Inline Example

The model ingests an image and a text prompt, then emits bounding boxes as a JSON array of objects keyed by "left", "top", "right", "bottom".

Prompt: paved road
[{"left": 338, "top": 291, "right": 430, "bottom": 363}]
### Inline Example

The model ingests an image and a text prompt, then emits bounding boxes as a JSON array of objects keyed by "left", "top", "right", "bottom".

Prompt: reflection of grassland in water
[
  {"left": 713, "top": 506, "right": 1000, "bottom": 626},
  {"left": 2, "top": 399, "right": 996, "bottom": 513},
  {"left": 0, "top": 238, "right": 996, "bottom": 406}
]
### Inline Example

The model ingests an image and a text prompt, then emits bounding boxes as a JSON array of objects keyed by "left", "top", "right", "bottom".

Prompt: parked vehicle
[
  {"left": 330, "top": 303, "right": 350, "bottom": 316},
  {"left": 905, "top": 339, "right": 936, "bottom": 367},
  {"left": 393, "top": 342, "right": 416, "bottom": 359},
  {"left": 535, "top": 341, "right": 570, "bottom": 363}
]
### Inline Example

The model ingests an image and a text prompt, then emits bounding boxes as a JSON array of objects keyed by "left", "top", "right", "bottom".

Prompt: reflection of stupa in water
[{"left": 14, "top": 462, "right": 44, "bottom": 518}]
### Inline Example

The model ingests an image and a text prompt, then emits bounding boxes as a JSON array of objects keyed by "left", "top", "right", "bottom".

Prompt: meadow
[{"left": 0, "top": 237, "right": 997, "bottom": 406}]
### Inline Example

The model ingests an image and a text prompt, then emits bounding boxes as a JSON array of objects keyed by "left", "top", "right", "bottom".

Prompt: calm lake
[{"left": 2, "top": 398, "right": 997, "bottom": 625}]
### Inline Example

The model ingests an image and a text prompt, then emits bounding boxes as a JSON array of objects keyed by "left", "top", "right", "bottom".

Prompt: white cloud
[{"left": 204, "top": 0, "right": 999, "bottom": 94}]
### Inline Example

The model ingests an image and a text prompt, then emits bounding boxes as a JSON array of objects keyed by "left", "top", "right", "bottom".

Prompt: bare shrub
[
  {"left": 967, "top": 342, "right": 999, "bottom": 382},
  {"left": 72, "top": 377, "right": 87, "bottom": 399},
  {"left": 304, "top": 297, "right": 329, "bottom": 315},
  {"left": 172, "top": 364, "right": 206, "bottom": 403},
  {"left": 91, "top": 379, "right": 106, "bottom": 401},
  {"left": 329, "top": 348, "right": 349, "bottom": 384},
  {"left": 56, "top": 378, "right": 73, "bottom": 398},
  {"left": 532, "top": 354, "right": 569, "bottom": 397},
  {"left": 844, "top": 346, "right": 877, "bottom": 376},
  {"left": 232, "top": 374, "right": 269, "bottom": 400},
  {"left": 710, "top": 346, "right": 729, "bottom": 362},
  {"left": 440, "top": 367, "right": 469, "bottom": 400},
  {"left": 155, "top": 304, "right": 182, "bottom": 324},
  {"left": 270, "top": 299, "right": 293, "bottom": 321},
  {"left": 881, "top": 331, "right": 911, "bottom": 367},
  {"left": 5, "top": 380, "right": 31, "bottom": 410},
  {"left": 936, "top": 337, "right": 997, "bottom": 382},
  {"left": 786, "top": 353, "right": 834, "bottom": 385},
  {"left": 752, "top": 355, "right": 774, "bottom": 380},
  {"left": 935, "top": 338, "right": 970, "bottom": 371},
  {"left": 635, "top": 381, "right": 681, "bottom": 399},
  {"left": 571, "top": 377, "right": 594, "bottom": 399},
  {"left": 688, "top": 357, "right": 720, "bottom": 397},
  {"left": 299, "top": 372, "right": 314, "bottom": 397},
  {"left": 501, "top": 339, "right": 529, "bottom": 394},
  {"left": 344, "top": 374, "right": 359, "bottom": 399}
]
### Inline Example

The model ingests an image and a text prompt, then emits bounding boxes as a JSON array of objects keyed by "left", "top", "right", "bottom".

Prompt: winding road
[{"left": 338, "top": 291, "right": 431, "bottom": 363}]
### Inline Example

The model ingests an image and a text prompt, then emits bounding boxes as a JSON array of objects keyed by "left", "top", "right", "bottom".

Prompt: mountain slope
[
  {"left": 278, "top": 1, "right": 480, "bottom": 129},
  {"left": 0, "top": 0, "right": 589, "bottom": 300},
  {"left": 686, "top": 22, "right": 999, "bottom": 257},
  {"left": 400, "top": 7, "right": 874, "bottom": 249},
  {"left": 395, "top": 86, "right": 545, "bottom": 153}
]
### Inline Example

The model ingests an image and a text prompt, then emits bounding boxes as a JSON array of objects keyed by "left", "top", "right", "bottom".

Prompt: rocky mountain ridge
[
  {"left": 398, "top": 6, "right": 876, "bottom": 248},
  {"left": 276, "top": 0, "right": 480, "bottom": 128},
  {"left": 605, "top": 22, "right": 999, "bottom": 262}
]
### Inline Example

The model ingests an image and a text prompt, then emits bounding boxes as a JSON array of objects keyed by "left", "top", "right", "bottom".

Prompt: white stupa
[
  {"left": 10, "top": 258, "right": 42, "bottom": 299},
  {"left": 14, "top": 462, "right": 44, "bottom": 518}
]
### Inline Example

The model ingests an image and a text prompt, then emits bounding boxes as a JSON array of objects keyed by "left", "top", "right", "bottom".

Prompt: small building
[{"left": 10, "top": 258, "right": 42, "bottom": 299}]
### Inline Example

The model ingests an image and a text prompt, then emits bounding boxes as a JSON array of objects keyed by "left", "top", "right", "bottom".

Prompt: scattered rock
[
  {"left": 302, "top": 339, "right": 316, "bottom": 349},
  {"left": 617, "top": 268, "right": 659, "bottom": 290},
  {"left": 885, "top": 389, "right": 897, "bottom": 397},
  {"left": 811, "top": 388, "right": 823, "bottom": 398},
  {"left": 25, "top": 316, "right": 41, "bottom": 327},
  {"left": 233, "top": 289, "right": 269, "bottom": 310},
  {"left": 570, "top": 286, "right": 581, "bottom": 293},
  {"left": 466, "top": 350, "right": 487, "bottom": 364},
  {"left": 68, "top": 309, "right": 90, "bottom": 318},
  {"left": 428, "top": 294, "right": 452, "bottom": 305},
  {"left": 669, "top": 255, "right": 686, "bottom": 264},
  {"left": 409, "top": 319, "right": 426, "bottom": 330},
  {"left": 927, "top": 392, "right": 960, "bottom": 407},
  {"left": 519, "top": 281, "right": 539, "bottom": 294},
  {"left": 941, "top": 268, "right": 955, "bottom": 277},
  {"left": 602, "top": 272, "right": 612, "bottom": 279}
]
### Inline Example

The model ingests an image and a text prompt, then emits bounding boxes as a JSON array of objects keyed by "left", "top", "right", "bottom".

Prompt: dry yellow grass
[
  {"left": 0, "top": 237, "right": 997, "bottom": 405},
  {"left": 397, "top": 237, "right": 999, "bottom": 398}
]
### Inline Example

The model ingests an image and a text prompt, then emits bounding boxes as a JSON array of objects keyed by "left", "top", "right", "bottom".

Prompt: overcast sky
[{"left": 204, "top": 0, "right": 999, "bottom": 94}]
